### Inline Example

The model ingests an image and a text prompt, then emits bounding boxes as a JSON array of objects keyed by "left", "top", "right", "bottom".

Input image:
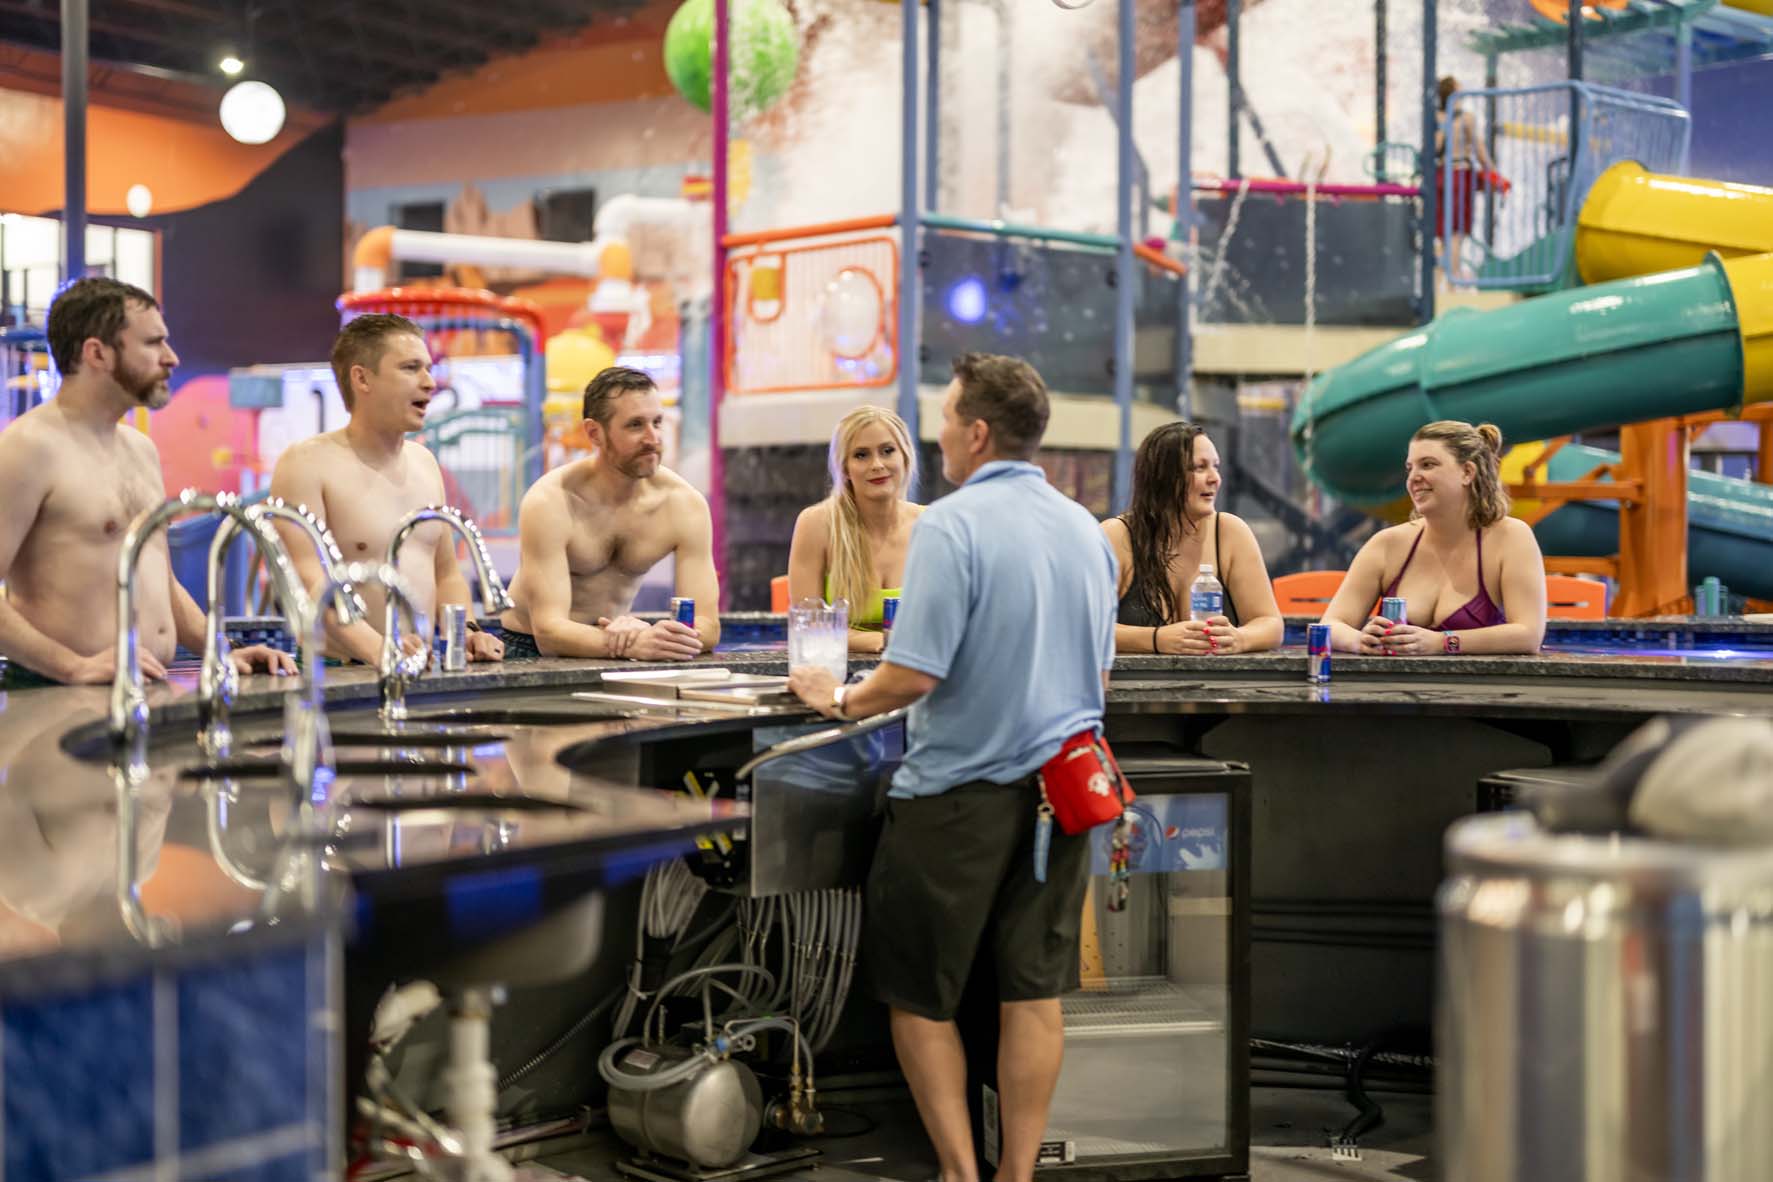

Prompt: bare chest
[
  {"left": 324, "top": 463, "right": 443, "bottom": 561},
  {"left": 1394, "top": 544, "right": 1488, "bottom": 619},
  {"left": 566, "top": 506, "right": 675, "bottom": 577},
  {"left": 38, "top": 458, "right": 165, "bottom": 547}
]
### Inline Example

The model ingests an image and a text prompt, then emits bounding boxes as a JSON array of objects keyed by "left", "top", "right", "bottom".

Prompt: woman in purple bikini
[{"left": 1321, "top": 420, "right": 1548, "bottom": 655}]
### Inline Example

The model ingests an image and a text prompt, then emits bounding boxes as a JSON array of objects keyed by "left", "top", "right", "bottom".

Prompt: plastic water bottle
[{"left": 1189, "top": 564, "right": 1224, "bottom": 622}]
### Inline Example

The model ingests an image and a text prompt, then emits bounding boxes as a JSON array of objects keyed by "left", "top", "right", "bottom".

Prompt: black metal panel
[
  {"left": 918, "top": 231, "right": 1180, "bottom": 401},
  {"left": 1193, "top": 192, "right": 1421, "bottom": 327}
]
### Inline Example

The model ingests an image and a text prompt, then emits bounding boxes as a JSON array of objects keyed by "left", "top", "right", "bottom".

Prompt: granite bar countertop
[
  {"left": 2, "top": 641, "right": 1769, "bottom": 973},
  {"left": 0, "top": 661, "right": 766, "bottom": 974},
  {"left": 9, "top": 640, "right": 1772, "bottom": 750}
]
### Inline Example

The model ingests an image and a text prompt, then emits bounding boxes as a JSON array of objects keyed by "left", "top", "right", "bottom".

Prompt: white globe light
[
  {"left": 218, "top": 80, "right": 285, "bottom": 145},
  {"left": 125, "top": 184, "right": 153, "bottom": 218}
]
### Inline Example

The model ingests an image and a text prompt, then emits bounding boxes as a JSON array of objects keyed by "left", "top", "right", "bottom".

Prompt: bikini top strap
[
  {"left": 1474, "top": 526, "right": 1489, "bottom": 599},
  {"left": 1387, "top": 528, "right": 1425, "bottom": 595}
]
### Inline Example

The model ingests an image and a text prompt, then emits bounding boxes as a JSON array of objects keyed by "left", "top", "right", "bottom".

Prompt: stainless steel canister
[{"left": 1438, "top": 811, "right": 1773, "bottom": 1182}]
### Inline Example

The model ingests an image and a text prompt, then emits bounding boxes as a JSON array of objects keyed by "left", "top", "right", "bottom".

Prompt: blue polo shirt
[{"left": 884, "top": 460, "right": 1118, "bottom": 798}]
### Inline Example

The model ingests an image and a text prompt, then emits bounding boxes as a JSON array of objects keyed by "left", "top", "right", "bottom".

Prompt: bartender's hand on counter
[
  {"left": 598, "top": 616, "right": 702, "bottom": 662},
  {"left": 788, "top": 665, "right": 842, "bottom": 718},
  {"left": 231, "top": 644, "right": 298, "bottom": 676},
  {"left": 1155, "top": 620, "right": 1215, "bottom": 655}
]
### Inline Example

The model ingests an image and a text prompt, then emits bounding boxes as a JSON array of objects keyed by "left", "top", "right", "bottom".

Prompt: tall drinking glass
[{"left": 788, "top": 598, "right": 849, "bottom": 682}]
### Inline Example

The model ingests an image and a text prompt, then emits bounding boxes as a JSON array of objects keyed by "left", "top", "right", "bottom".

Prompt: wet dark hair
[
  {"left": 582, "top": 365, "right": 657, "bottom": 427},
  {"left": 1121, "top": 421, "right": 1210, "bottom": 624},
  {"left": 47, "top": 277, "right": 159, "bottom": 377},
  {"left": 950, "top": 352, "right": 1049, "bottom": 459},
  {"left": 1438, "top": 75, "right": 1459, "bottom": 107},
  {"left": 331, "top": 313, "right": 423, "bottom": 410}
]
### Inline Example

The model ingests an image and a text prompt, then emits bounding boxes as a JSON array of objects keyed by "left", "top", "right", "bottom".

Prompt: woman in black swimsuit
[{"left": 1100, "top": 422, "right": 1284, "bottom": 654}]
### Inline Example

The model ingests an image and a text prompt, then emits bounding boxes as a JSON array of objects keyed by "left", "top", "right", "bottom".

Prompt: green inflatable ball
[{"left": 663, "top": 0, "right": 800, "bottom": 119}]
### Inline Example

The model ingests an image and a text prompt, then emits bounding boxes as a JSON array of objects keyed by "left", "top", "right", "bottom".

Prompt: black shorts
[
  {"left": 0, "top": 661, "right": 59, "bottom": 689},
  {"left": 490, "top": 625, "right": 541, "bottom": 661},
  {"left": 865, "top": 775, "right": 1091, "bottom": 1021}
]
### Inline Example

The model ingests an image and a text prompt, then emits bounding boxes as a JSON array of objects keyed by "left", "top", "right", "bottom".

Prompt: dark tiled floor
[{"left": 528, "top": 1087, "right": 1435, "bottom": 1182}]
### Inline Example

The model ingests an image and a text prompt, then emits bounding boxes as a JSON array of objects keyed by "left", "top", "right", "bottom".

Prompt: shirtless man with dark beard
[{"left": 0, "top": 278, "right": 293, "bottom": 684}]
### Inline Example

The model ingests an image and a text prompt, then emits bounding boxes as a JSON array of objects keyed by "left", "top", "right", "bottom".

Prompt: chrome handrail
[{"left": 735, "top": 706, "right": 909, "bottom": 783}]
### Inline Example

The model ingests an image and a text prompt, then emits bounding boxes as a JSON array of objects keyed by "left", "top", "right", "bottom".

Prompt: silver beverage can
[
  {"left": 671, "top": 597, "right": 696, "bottom": 627},
  {"left": 1380, "top": 596, "right": 1408, "bottom": 624},
  {"left": 441, "top": 604, "right": 468, "bottom": 672}
]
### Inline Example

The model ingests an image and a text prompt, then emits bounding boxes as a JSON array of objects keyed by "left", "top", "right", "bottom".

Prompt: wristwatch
[
  {"left": 1443, "top": 633, "right": 1461, "bottom": 654},
  {"left": 830, "top": 684, "right": 849, "bottom": 719}
]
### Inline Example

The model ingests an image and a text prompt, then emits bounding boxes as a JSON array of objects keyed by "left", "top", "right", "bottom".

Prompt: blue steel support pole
[
  {"left": 711, "top": 0, "right": 730, "bottom": 595},
  {"left": 1567, "top": 0, "right": 1583, "bottom": 81},
  {"left": 899, "top": 0, "right": 921, "bottom": 475},
  {"left": 1567, "top": 0, "right": 1583, "bottom": 222},
  {"left": 1177, "top": 1, "right": 1195, "bottom": 420},
  {"left": 1226, "top": 0, "right": 1241, "bottom": 179},
  {"left": 926, "top": 0, "right": 940, "bottom": 211},
  {"left": 1375, "top": 0, "right": 1387, "bottom": 152},
  {"left": 62, "top": 0, "right": 88, "bottom": 282},
  {"left": 996, "top": 1, "right": 1011, "bottom": 213},
  {"left": 1419, "top": 0, "right": 1436, "bottom": 324},
  {"left": 1112, "top": 0, "right": 1135, "bottom": 512},
  {"left": 1484, "top": 52, "right": 1499, "bottom": 253},
  {"left": 1675, "top": 19, "right": 1692, "bottom": 113}
]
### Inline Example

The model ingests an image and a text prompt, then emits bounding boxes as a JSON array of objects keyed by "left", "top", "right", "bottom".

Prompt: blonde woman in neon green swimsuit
[{"left": 787, "top": 405, "right": 924, "bottom": 653}]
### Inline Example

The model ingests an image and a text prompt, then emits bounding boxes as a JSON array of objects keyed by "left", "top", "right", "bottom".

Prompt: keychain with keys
[
  {"left": 1033, "top": 800, "right": 1055, "bottom": 883},
  {"left": 1106, "top": 815, "right": 1132, "bottom": 912}
]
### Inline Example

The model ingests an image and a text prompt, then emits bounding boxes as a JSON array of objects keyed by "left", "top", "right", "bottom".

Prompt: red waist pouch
[{"left": 1037, "top": 729, "right": 1135, "bottom": 835}]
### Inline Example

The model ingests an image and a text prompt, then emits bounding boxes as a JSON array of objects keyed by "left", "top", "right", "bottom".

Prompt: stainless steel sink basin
[
  {"left": 344, "top": 791, "right": 583, "bottom": 812},
  {"left": 247, "top": 725, "right": 510, "bottom": 750},
  {"left": 404, "top": 707, "right": 635, "bottom": 727},
  {"left": 179, "top": 756, "right": 475, "bottom": 781}
]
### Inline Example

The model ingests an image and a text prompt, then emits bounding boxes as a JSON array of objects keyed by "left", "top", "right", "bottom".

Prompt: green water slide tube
[{"left": 1290, "top": 252, "right": 1773, "bottom": 507}]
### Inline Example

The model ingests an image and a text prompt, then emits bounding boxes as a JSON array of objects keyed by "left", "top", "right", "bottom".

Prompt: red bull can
[
  {"left": 670, "top": 597, "right": 696, "bottom": 627},
  {"left": 1307, "top": 623, "right": 1332, "bottom": 684},
  {"left": 440, "top": 604, "right": 467, "bottom": 672},
  {"left": 881, "top": 595, "right": 900, "bottom": 632},
  {"left": 1380, "top": 596, "right": 1408, "bottom": 624}
]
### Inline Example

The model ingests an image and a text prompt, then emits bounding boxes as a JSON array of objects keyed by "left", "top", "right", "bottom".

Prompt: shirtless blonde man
[
  {"left": 269, "top": 313, "right": 504, "bottom": 663},
  {"left": 498, "top": 367, "right": 718, "bottom": 661},
  {"left": 0, "top": 278, "right": 294, "bottom": 685}
]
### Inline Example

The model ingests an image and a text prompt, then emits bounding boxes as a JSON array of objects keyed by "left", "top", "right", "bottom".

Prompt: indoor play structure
[{"left": 1292, "top": 79, "right": 1773, "bottom": 616}]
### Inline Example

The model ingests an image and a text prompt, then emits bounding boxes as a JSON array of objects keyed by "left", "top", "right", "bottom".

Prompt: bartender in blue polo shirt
[{"left": 788, "top": 353, "right": 1118, "bottom": 1182}]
